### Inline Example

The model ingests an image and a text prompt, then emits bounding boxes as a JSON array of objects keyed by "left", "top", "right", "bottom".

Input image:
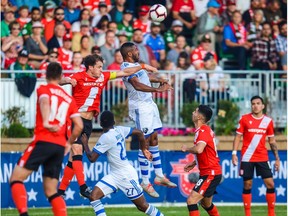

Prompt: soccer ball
[{"left": 149, "top": 4, "right": 167, "bottom": 22}]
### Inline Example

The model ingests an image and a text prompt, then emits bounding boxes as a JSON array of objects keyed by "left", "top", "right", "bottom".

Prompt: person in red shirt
[
  {"left": 9, "top": 62, "right": 83, "bottom": 216},
  {"left": 232, "top": 95, "right": 280, "bottom": 216},
  {"left": 181, "top": 105, "right": 222, "bottom": 216},
  {"left": 133, "top": 5, "right": 151, "bottom": 34},
  {"left": 58, "top": 33, "right": 73, "bottom": 69},
  {"left": 38, "top": 48, "right": 59, "bottom": 78},
  {"left": 58, "top": 54, "right": 158, "bottom": 199}
]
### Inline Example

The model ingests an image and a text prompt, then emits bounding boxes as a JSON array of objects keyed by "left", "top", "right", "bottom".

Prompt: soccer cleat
[
  {"left": 79, "top": 186, "right": 92, "bottom": 199},
  {"left": 140, "top": 182, "right": 160, "bottom": 198},
  {"left": 154, "top": 176, "right": 177, "bottom": 188}
]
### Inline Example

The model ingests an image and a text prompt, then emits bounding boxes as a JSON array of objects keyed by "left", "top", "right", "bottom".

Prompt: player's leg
[
  {"left": 132, "top": 195, "right": 164, "bottom": 216},
  {"left": 58, "top": 152, "right": 74, "bottom": 196},
  {"left": 201, "top": 196, "right": 219, "bottom": 216},
  {"left": 240, "top": 162, "right": 254, "bottom": 216},
  {"left": 187, "top": 190, "right": 203, "bottom": 216}
]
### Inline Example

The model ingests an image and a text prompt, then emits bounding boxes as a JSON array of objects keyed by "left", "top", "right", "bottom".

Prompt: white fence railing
[{"left": 1, "top": 70, "right": 286, "bottom": 129}]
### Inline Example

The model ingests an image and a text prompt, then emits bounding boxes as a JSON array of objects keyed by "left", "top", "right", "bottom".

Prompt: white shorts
[
  {"left": 96, "top": 174, "right": 143, "bottom": 200},
  {"left": 129, "top": 102, "right": 162, "bottom": 137}
]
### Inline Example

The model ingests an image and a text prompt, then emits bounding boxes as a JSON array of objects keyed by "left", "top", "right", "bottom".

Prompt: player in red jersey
[
  {"left": 181, "top": 105, "right": 222, "bottom": 216},
  {"left": 9, "top": 62, "right": 83, "bottom": 216},
  {"left": 58, "top": 54, "right": 158, "bottom": 199},
  {"left": 232, "top": 95, "right": 280, "bottom": 216}
]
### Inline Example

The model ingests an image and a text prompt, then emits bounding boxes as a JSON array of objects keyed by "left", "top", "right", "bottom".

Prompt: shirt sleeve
[
  {"left": 69, "top": 98, "right": 80, "bottom": 119},
  {"left": 266, "top": 119, "right": 275, "bottom": 137},
  {"left": 93, "top": 135, "right": 111, "bottom": 154},
  {"left": 223, "top": 25, "right": 233, "bottom": 41},
  {"left": 117, "top": 126, "right": 133, "bottom": 138},
  {"left": 37, "top": 85, "right": 50, "bottom": 102},
  {"left": 196, "top": 129, "right": 209, "bottom": 145},
  {"left": 236, "top": 116, "right": 245, "bottom": 134}
]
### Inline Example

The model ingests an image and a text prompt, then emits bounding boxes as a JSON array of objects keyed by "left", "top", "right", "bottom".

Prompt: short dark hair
[
  {"left": 120, "top": 42, "right": 135, "bottom": 59},
  {"left": 46, "top": 62, "right": 62, "bottom": 80},
  {"left": 9, "top": 21, "right": 20, "bottom": 31},
  {"left": 80, "top": 35, "right": 89, "bottom": 44},
  {"left": 250, "top": 95, "right": 264, "bottom": 103},
  {"left": 83, "top": 54, "right": 104, "bottom": 70},
  {"left": 262, "top": 21, "right": 271, "bottom": 28},
  {"left": 198, "top": 105, "right": 213, "bottom": 123},
  {"left": 278, "top": 20, "right": 287, "bottom": 30},
  {"left": 100, "top": 111, "right": 115, "bottom": 128},
  {"left": 31, "top": 7, "right": 40, "bottom": 13}
]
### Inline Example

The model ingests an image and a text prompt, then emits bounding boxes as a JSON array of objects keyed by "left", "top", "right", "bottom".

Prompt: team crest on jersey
[
  {"left": 249, "top": 121, "right": 252, "bottom": 124},
  {"left": 142, "top": 128, "right": 148, "bottom": 134},
  {"left": 170, "top": 154, "right": 199, "bottom": 197}
]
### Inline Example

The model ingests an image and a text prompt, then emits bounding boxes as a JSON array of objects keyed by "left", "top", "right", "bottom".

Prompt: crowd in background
[{"left": 1, "top": 0, "right": 287, "bottom": 78}]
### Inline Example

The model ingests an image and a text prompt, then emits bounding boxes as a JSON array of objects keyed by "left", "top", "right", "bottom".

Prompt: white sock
[
  {"left": 145, "top": 204, "right": 164, "bottom": 216},
  {"left": 90, "top": 200, "right": 106, "bottom": 216},
  {"left": 149, "top": 145, "right": 164, "bottom": 177},
  {"left": 138, "top": 149, "right": 150, "bottom": 184}
]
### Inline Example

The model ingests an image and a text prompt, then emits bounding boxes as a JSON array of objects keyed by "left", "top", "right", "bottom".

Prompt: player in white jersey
[
  {"left": 119, "top": 42, "right": 177, "bottom": 198},
  {"left": 82, "top": 111, "right": 164, "bottom": 216}
]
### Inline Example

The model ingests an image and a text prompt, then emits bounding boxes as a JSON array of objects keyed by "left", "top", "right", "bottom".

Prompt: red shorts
[{"left": 193, "top": 174, "right": 222, "bottom": 197}]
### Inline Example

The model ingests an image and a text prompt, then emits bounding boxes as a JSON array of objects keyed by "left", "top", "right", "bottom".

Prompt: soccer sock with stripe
[
  {"left": 242, "top": 189, "right": 252, "bottom": 216},
  {"left": 138, "top": 149, "right": 150, "bottom": 184},
  {"left": 145, "top": 204, "right": 164, "bottom": 216},
  {"left": 72, "top": 155, "right": 86, "bottom": 186},
  {"left": 187, "top": 204, "right": 200, "bottom": 216},
  {"left": 10, "top": 181, "right": 28, "bottom": 215},
  {"left": 202, "top": 203, "right": 220, "bottom": 216},
  {"left": 59, "top": 161, "right": 74, "bottom": 192},
  {"left": 91, "top": 200, "right": 106, "bottom": 216},
  {"left": 266, "top": 188, "right": 276, "bottom": 216},
  {"left": 48, "top": 193, "right": 67, "bottom": 216},
  {"left": 149, "top": 145, "right": 164, "bottom": 178}
]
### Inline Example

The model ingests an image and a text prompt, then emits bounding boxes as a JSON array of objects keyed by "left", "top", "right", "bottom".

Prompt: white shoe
[
  {"left": 154, "top": 176, "right": 177, "bottom": 188},
  {"left": 140, "top": 182, "right": 160, "bottom": 198}
]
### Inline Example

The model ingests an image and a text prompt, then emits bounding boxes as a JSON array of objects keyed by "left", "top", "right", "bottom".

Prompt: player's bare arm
[
  {"left": 115, "top": 64, "right": 158, "bottom": 78},
  {"left": 81, "top": 134, "right": 100, "bottom": 163},
  {"left": 131, "top": 128, "right": 152, "bottom": 161},
  {"left": 148, "top": 73, "right": 169, "bottom": 85},
  {"left": 39, "top": 96, "right": 60, "bottom": 132},
  {"left": 268, "top": 136, "right": 280, "bottom": 171},
  {"left": 65, "top": 116, "right": 83, "bottom": 155},
  {"left": 184, "top": 160, "right": 197, "bottom": 172},
  {"left": 59, "top": 77, "right": 77, "bottom": 86},
  {"left": 129, "top": 76, "right": 173, "bottom": 93},
  {"left": 181, "top": 142, "right": 206, "bottom": 154},
  {"left": 232, "top": 133, "right": 242, "bottom": 166}
]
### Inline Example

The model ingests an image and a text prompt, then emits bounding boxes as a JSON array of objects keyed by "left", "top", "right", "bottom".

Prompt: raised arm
[
  {"left": 268, "top": 136, "right": 280, "bottom": 171},
  {"left": 81, "top": 133, "right": 100, "bottom": 163},
  {"left": 129, "top": 76, "right": 173, "bottom": 93},
  {"left": 115, "top": 64, "right": 158, "bottom": 78}
]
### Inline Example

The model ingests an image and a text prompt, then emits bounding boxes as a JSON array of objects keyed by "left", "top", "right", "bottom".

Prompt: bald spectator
[
  {"left": 1, "top": 9, "right": 15, "bottom": 42},
  {"left": 47, "top": 23, "right": 66, "bottom": 49},
  {"left": 100, "top": 30, "right": 116, "bottom": 69},
  {"left": 164, "top": 20, "right": 184, "bottom": 51}
]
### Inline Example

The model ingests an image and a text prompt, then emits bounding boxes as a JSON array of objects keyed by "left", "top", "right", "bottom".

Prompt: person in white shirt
[
  {"left": 119, "top": 42, "right": 177, "bottom": 198},
  {"left": 82, "top": 111, "right": 164, "bottom": 216}
]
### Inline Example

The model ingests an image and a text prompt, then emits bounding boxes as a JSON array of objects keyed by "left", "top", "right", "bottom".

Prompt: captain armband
[{"left": 109, "top": 71, "right": 117, "bottom": 80}]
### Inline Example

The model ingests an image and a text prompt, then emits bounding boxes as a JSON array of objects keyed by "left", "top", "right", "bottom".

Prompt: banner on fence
[{"left": 1, "top": 151, "right": 286, "bottom": 208}]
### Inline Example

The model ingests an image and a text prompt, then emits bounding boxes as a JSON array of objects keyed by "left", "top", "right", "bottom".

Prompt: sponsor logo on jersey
[
  {"left": 142, "top": 128, "right": 148, "bottom": 134},
  {"left": 248, "top": 128, "right": 266, "bottom": 133}
]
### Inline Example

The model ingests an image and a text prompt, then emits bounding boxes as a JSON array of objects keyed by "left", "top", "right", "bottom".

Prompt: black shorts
[
  {"left": 17, "top": 141, "right": 64, "bottom": 179},
  {"left": 73, "top": 117, "right": 92, "bottom": 145},
  {"left": 193, "top": 174, "right": 222, "bottom": 197},
  {"left": 240, "top": 162, "right": 273, "bottom": 180}
]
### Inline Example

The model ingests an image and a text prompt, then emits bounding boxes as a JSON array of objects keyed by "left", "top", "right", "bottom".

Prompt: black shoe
[
  {"left": 58, "top": 189, "right": 66, "bottom": 199},
  {"left": 79, "top": 185, "right": 92, "bottom": 199}
]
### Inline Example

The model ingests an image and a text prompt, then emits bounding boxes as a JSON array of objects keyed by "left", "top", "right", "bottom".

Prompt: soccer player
[
  {"left": 9, "top": 62, "right": 83, "bottom": 216},
  {"left": 120, "top": 42, "right": 177, "bottom": 198},
  {"left": 58, "top": 54, "right": 158, "bottom": 198},
  {"left": 232, "top": 95, "right": 280, "bottom": 216},
  {"left": 181, "top": 105, "right": 222, "bottom": 216},
  {"left": 82, "top": 111, "right": 164, "bottom": 216}
]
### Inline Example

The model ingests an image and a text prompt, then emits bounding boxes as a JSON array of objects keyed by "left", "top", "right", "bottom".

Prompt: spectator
[
  {"left": 271, "top": 19, "right": 281, "bottom": 39},
  {"left": 45, "top": 7, "right": 72, "bottom": 42},
  {"left": 64, "top": 0, "right": 81, "bottom": 24},
  {"left": 22, "top": 7, "right": 42, "bottom": 40},
  {"left": 47, "top": 23, "right": 66, "bottom": 49},
  {"left": 82, "top": 0, "right": 112, "bottom": 13},
  {"left": 167, "top": 35, "right": 188, "bottom": 65},
  {"left": 117, "top": 9, "right": 134, "bottom": 41},
  {"left": 247, "top": 9, "right": 264, "bottom": 43},
  {"left": 193, "top": 0, "right": 209, "bottom": 17},
  {"left": 109, "top": 0, "right": 126, "bottom": 23},
  {"left": 193, "top": 0, "right": 222, "bottom": 51},
  {"left": 58, "top": 33, "right": 73, "bottom": 68},
  {"left": 133, "top": 5, "right": 151, "bottom": 34},
  {"left": 117, "top": 31, "right": 129, "bottom": 46},
  {"left": 1, "top": 9, "right": 15, "bottom": 42},
  {"left": 107, "top": 49, "right": 123, "bottom": 70},
  {"left": 38, "top": 48, "right": 59, "bottom": 78},
  {"left": 264, "top": 0, "right": 283, "bottom": 23},
  {"left": 164, "top": 20, "right": 184, "bottom": 51},
  {"left": 41, "top": 0, "right": 56, "bottom": 27},
  {"left": 72, "top": 20, "right": 95, "bottom": 52},
  {"left": 16, "top": 5, "right": 31, "bottom": 29},
  {"left": 132, "top": 28, "right": 158, "bottom": 68},
  {"left": 222, "top": 10, "right": 251, "bottom": 70},
  {"left": 1, "top": 0, "right": 17, "bottom": 19},
  {"left": 15, "top": 0, "right": 39, "bottom": 11},
  {"left": 91, "top": 45, "right": 101, "bottom": 55},
  {"left": 2, "top": 21, "right": 23, "bottom": 69},
  {"left": 242, "top": 0, "right": 262, "bottom": 27},
  {"left": 72, "top": 8, "right": 91, "bottom": 34},
  {"left": 221, "top": 0, "right": 237, "bottom": 25},
  {"left": 9, "top": 49, "right": 34, "bottom": 78},
  {"left": 275, "top": 20, "right": 287, "bottom": 70},
  {"left": 95, "top": 21, "right": 120, "bottom": 48},
  {"left": 80, "top": 35, "right": 92, "bottom": 58},
  {"left": 25, "top": 21, "right": 48, "bottom": 69},
  {"left": 93, "top": 16, "right": 110, "bottom": 46},
  {"left": 91, "top": 2, "right": 111, "bottom": 31},
  {"left": 64, "top": 51, "right": 85, "bottom": 76},
  {"left": 100, "top": 30, "right": 116, "bottom": 69},
  {"left": 143, "top": 22, "right": 166, "bottom": 62}
]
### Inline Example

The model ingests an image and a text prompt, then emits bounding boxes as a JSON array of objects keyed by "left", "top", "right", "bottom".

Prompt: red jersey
[
  {"left": 58, "top": 47, "right": 73, "bottom": 68},
  {"left": 194, "top": 125, "right": 222, "bottom": 176},
  {"left": 172, "top": 0, "right": 194, "bottom": 13},
  {"left": 82, "top": 0, "right": 111, "bottom": 11},
  {"left": 34, "top": 84, "right": 80, "bottom": 147},
  {"left": 236, "top": 113, "right": 274, "bottom": 162},
  {"left": 190, "top": 46, "right": 218, "bottom": 65},
  {"left": 70, "top": 71, "right": 112, "bottom": 114},
  {"left": 133, "top": 19, "right": 151, "bottom": 34}
]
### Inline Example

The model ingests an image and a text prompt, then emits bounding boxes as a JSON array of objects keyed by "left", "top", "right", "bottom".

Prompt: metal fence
[{"left": 1, "top": 70, "right": 286, "bottom": 129}]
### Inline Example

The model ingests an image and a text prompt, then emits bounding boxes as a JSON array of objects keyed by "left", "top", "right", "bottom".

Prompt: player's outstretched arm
[
  {"left": 129, "top": 76, "right": 173, "bottom": 93},
  {"left": 181, "top": 142, "right": 206, "bottom": 154},
  {"left": 232, "top": 133, "right": 242, "bottom": 166},
  {"left": 59, "top": 77, "right": 77, "bottom": 86},
  {"left": 81, "top": 134, "right": 100, "bottom": 163},
  {"left": 268, "top": 136, "right": 280, "bottom": 171},
  {"left": 115, "top": 64, "right": 158, "bottom": 78},
  {"left": 148, "top": 73, "right": 169, "bottom": 84},
  {"left": 131, "top": 128, "right": 152, "bottom": 161}
]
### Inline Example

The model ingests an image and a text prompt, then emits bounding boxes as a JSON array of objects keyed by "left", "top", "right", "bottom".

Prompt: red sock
[
  {"left": 72, "top": 155, "right": 85, "bottom": 186},
  {"left": 49, "top": 194, "right": 67, "bottom": 216},
  {"left": 242, "top": 193, "right": 252, "bottom": 216},
  {"left": 59, "top": 162, "right": 74, "bottom": 191},
  {"left": 206, "top": 204, "right": 220, "bottom": 216},
  {"left": 10, "top": 181, "right": 28, "bottom": 214},
  {"left": 266, "top": 190, "right": 276, "bottom": 216},
  {"left": 188, "top": 204, "right": 200, "bottom": 216},
  {"left": 189, "top": 211, "right": 200, "bottom": 216}
]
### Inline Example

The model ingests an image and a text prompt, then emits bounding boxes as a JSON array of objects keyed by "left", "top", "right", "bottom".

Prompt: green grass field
[{"left": 2, "top": 205, "right": 287, "bottom": 216}]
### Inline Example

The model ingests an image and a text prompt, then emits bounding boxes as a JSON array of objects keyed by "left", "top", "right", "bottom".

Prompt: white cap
[{"left": 172, "top": 20, "right": 183, "bottom": 27}]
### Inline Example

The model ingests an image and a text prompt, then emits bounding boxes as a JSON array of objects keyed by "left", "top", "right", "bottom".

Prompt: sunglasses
[
  {"left": 50, "top": 55, "right": 58, "bottom": 58},
  {"left": 56, "top": 13, "right": 64, "bottom": 15}
]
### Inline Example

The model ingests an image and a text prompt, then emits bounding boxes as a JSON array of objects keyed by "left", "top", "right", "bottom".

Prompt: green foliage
[
  {"left": 2, "top": 106, "right": 25, "bottom": 124},
  {"left": 6, "top": 123, "right": 30, "bottom": 138},
  {"left": 215, "top": 100, "right": 240, "bottom": 135},
  {"left": 156, "top": 103, "right": 167, "bottom": 121},
  {"left": 180, "top": 101, "right": 199, "bottom": 127},
  {"left": 111, "top": 101, "right": 129, "bottom": 124}
]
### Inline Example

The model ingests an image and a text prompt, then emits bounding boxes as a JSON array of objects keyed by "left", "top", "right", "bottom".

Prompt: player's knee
[
  {"left": 243, "top": 180, "right": 252, "bottom": 190},
  {"left": 264, "top": 179, "right": 274, "bottom": 189},
  {"left": 187, "top": 195, "right": 198, "bottom": 205},
  {"left": 200, "top": 199, "right": 211, "bottom": 209},
  {"left": 44, "top": 187, "right": 57, "bottom": 198},
  {"left": 90, "top": 189, "right": 102, "bottom": 201}
]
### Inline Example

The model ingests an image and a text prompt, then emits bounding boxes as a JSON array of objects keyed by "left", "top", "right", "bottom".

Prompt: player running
[
  {"left": 181, "top": 105, "right": 222, "bottom": 216},
  {"left": 82, "top": 111, "right": 165, "bottom": 216},
  {"left": 10, "top": 62, "right": 83, "bottom": 216}
]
